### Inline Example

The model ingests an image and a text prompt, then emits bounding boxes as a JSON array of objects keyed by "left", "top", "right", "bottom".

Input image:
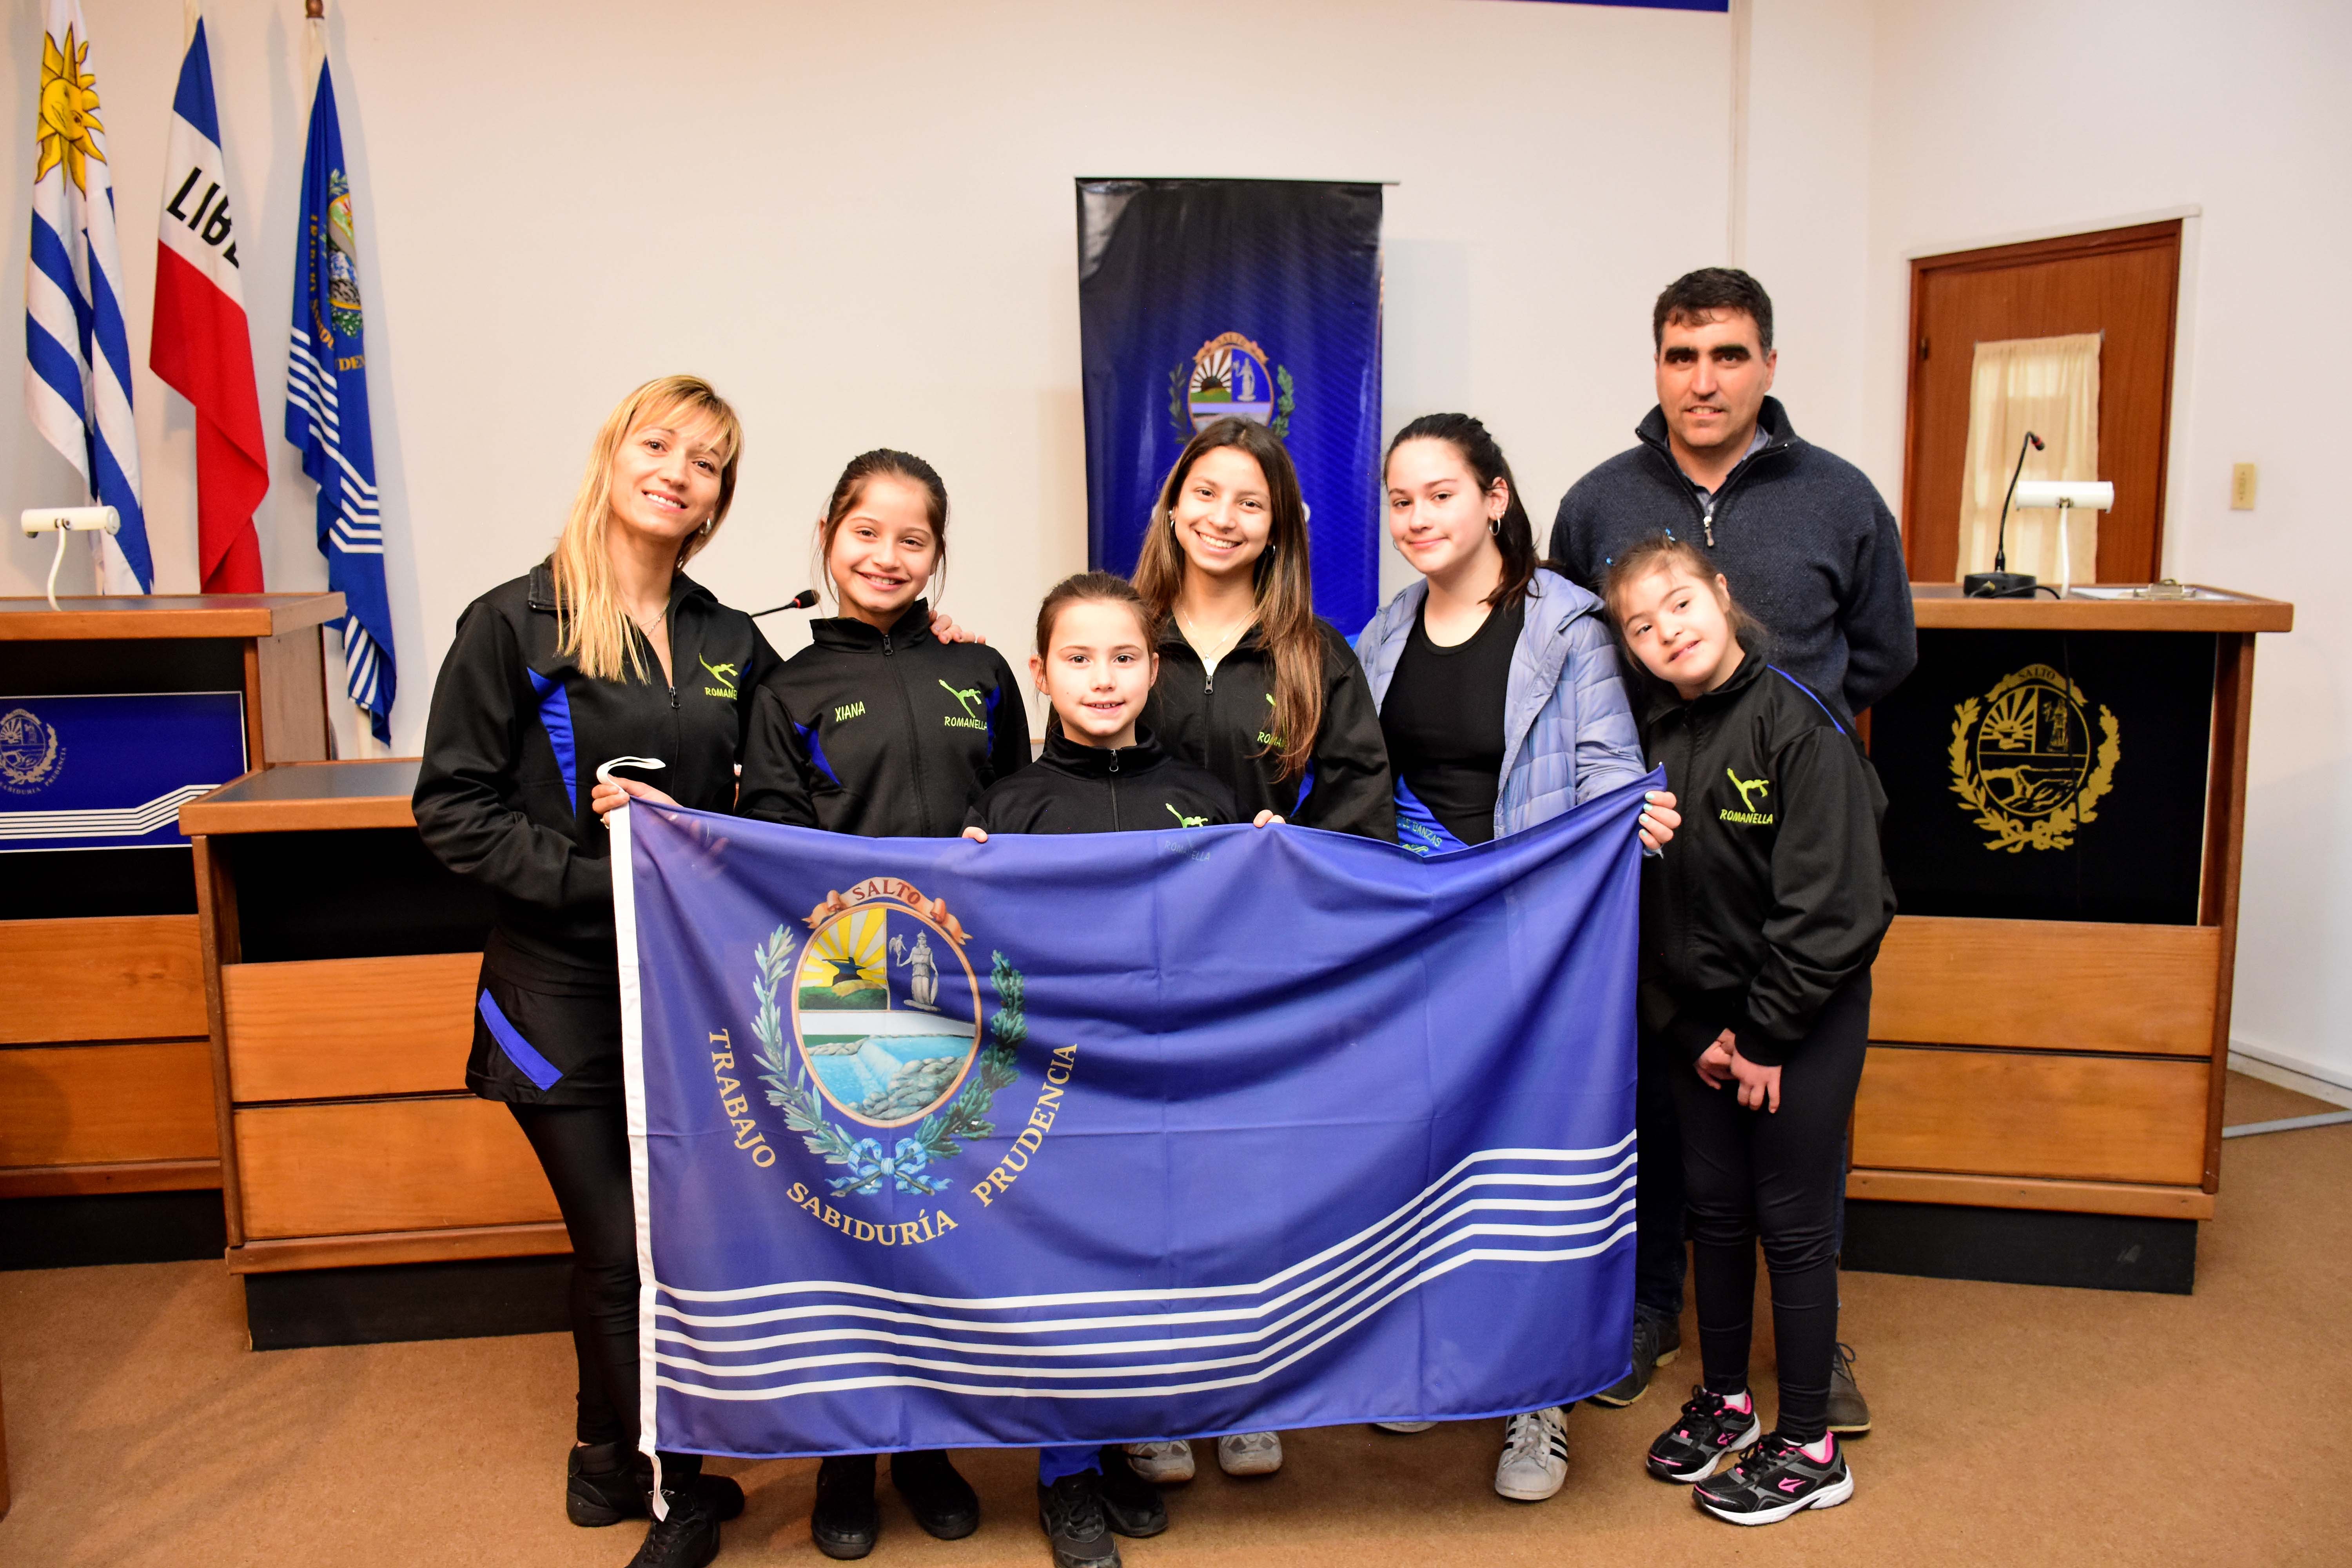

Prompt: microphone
[
  {"left": 1965, "top": 431, "right": 2044, "bottom": 599},
  {"left": 751, "top": 588, "right": 820, "bottom": 618}
]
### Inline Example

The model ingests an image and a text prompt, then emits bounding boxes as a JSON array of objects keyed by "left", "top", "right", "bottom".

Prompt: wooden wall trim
[
  {"left": 0, "top": 1157, "right": 221, "bottom": 1199},
  {"left": 1847, "top": 1167, "right": 2214, "bottom": 1220},
  {"left": 2202, "top": 634, "right": 2259, "bottom": 1191},
  {"left": 1871, "top": 916, "right": 2219, "bottom": 1056},
  {"left": 225, "top": 1220, "right": 572, "bottom": 1275}
]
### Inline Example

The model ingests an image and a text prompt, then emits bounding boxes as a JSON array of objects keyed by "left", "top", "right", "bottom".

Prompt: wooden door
[{"left": 1902, "top": 221, "right": 2182, "bottom": 584}]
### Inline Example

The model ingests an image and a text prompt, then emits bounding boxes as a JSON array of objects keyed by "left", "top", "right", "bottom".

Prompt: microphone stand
[{"left": 1965, "top": 431, "right": 2043, "bottom": 597}]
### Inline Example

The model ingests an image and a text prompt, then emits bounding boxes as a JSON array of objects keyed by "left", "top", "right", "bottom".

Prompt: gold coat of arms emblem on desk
[{"left": 1947, "top": 663, "right": 2122, "bottom": 853}]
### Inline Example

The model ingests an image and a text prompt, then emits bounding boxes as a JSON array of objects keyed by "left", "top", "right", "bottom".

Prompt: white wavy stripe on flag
[
  {"left": 653, "top": 1173, "right": 1635, "bottom": 1367},
  {"left": 22, "top": 360, "right": 89, "bottom": 482},
  {"left": 656, "top": 1220, "right": 1636, "bottom": 1405},
  {"left": 0, "top": 783, "right": 213, "bottom": 840},
  {"left": 285, "top": 372, "right": 338, "bottom": 434},
  {"left": 343, "top": 623, "right": 385, "bottom": 709},
  {"left": 650, "top": 1154, "right": 1632, "bottom": 1364},
  {"left": 659, "top": 1138, "right": 1631, "bottom": 1317},
  {"left": 287, "top": 334, "right": 341, "bottom": 409}
]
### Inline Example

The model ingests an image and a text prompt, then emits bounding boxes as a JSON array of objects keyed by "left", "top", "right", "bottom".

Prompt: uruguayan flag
[
  {"left": 285, "top": 44, "right": 395, "bottom": 742},
  {"left": 24, "top": 0, "right": 151, "bottom": 593},
  {"left": 613, "top": 773, "right": 1653, "bottom": 1459}
]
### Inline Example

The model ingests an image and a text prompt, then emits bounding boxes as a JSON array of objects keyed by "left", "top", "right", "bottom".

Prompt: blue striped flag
[
  {"left": 285, "top": 44, "right": 394, "bottom": 741},
  {"left": 24, "top": 0, "right": 151, "bottom": 593}
]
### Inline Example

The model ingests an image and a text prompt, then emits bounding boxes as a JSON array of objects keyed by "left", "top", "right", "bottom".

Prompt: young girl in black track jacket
[
  {"left": 1128, "top": 416, "right": 1392, "bottom": 846},
  {"left": 1603, "top": 534, "right": 1894, "bottom": 1531},
  {"left": 413, "top": 376, "right": 767, "bottom": 1568},
  {"left": 964, "top": 571, "right": 1279, "bottom": 1568},
  {"left": 731, "top": 450, "right": 1025, "bottom": 1562}
]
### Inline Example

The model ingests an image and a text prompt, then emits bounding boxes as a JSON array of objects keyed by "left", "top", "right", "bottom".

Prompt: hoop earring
[
  {"left": 1488, "top": 515, "right": 1501, "bottom": 537},
  {"left": 700, "top": 519, "right": 714, "bottom": 535}
]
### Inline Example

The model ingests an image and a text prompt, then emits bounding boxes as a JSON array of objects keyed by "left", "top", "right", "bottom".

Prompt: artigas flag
[
  {"left": 613, "top": 775, "right": 1650, "bottom": 1459},
  {"left": 151, "top": 10, "right": 269, "bottom": 593},
  {"left": 24, "top": 0, "right": 150, "bottom": 592},
  {"left": 1076, "top": 180, "right": 1382, "bottom": 632}
]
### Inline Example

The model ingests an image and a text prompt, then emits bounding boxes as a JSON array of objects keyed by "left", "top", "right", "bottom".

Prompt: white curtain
[{"left": 1958, "top": 333, "right": 2102, "bottom": 586}]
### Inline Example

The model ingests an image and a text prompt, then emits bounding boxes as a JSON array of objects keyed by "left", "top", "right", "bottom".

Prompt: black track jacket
[
  {"left": 1637, "top": 644, "right": 1895, "bottom": 1068},
  {"left": 413, "top": 563, "right": 782, "bottom": 982},
  {"left": 1140, "top": 618, "right": 1394, "bottom": 839},
  {"left": 737, "top": 601, "right": 1030, "bottom": 838},
  {"left": 966, "top": 728, "right": 1238, "bottom": 836}
]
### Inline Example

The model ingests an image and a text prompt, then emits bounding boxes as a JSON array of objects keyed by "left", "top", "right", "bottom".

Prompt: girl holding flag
[
  {"left": 1354, "top": 413, "right": 1678, "bottom": 1503},
  {"left": 734, "top": 449, "right": 1029, "bottom": 1559},
  {"left": 413, "top": 375, "right": 774, "bottom": 1568}
]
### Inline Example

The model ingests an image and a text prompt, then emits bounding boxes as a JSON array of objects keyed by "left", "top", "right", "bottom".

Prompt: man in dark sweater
[
  {"left": 1550, "top": 269, "right": 1915, "bottom": 724},
  {"left": 1552, "top": 268, "right": 1906, "bottom": 1434}
]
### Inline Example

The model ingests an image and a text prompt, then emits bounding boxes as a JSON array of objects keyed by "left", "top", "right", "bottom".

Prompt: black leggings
[
  {"left": 1666, "top": 971, "right": 1869, "bottom": 1445},
  {"left": 509, "top": 1102, "right": 699, "bottom": 1482}
]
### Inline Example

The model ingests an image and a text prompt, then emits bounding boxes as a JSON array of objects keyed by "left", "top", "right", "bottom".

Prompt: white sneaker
[
  {"left": 1216, "top": 1430, "right": 1283, "bottom": 1476},
  {"left": 1123, "top": 1439, "right": 1195, "bottom": 1483},
  {"left": 1494, "top": 1406, "right": 1570, "bottom": 1501},
  {"left": 1372, "top": 1421, "right": 1436, "bottom": 1433}
]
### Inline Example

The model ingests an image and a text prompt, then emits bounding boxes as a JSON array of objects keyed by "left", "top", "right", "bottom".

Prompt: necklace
[
  {"left": 629, "top": 603, "right": 668, "bottom": 636},
  {"left": 1176, "top": 606, "right": 1252, "bottom": 659}
]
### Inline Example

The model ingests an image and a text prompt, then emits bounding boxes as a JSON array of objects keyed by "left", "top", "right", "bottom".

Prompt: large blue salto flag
[
  {"left": 1077, "top": 180, "right": 1383, "bottom": 632},
  {"left": 24, "top": 0, "right": 151, "bottom": 593},
  {"left": 286, "top": 45, "right": 396, "bottom": 742},
  {"left": 613, "top": 775, "right": 1650, "bottom": 1460}
]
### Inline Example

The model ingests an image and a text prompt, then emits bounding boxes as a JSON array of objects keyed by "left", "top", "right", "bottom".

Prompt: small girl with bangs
[
  {"left": 962, "top": 572, "right": 1281, "bottom": 1568},
  {"left": 1603, "top": 534, "right": 1893, "bottom": 1529}
]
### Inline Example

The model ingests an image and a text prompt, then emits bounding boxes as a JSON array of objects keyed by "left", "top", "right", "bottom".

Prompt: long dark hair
[
  {"left": 1382, "top": 413, "right": 1538, "bottom": 610},
  {"left": 1132, "top": 417, "right": 1323, "bottom": 781},
  {"left": 813, "top": 448, "right": 951, "bottom": 607},
  {"left": 1599, "top": 533, "right": 1762, "bottom": 643}
]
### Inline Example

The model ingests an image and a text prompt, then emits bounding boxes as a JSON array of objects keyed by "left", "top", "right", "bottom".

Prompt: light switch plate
[{"left": 2231, "top": 463, "right": 2258, "bottom": 510}]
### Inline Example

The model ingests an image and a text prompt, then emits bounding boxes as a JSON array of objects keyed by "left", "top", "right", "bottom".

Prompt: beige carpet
[{"left": 2, "top": 1073, "right": 2345, "bottom": 1567}]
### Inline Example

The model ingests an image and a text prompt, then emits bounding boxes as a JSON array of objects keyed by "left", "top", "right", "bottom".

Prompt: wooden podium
[
  {"left": 0, "top": 595, "right": 341, "bottom": 1220},
  {"left": 181, "top": 760, "right": 567, "bottom": 1347},
  {"left": 1848, "top": 584, "right": 2292, "bottom": 1291}
]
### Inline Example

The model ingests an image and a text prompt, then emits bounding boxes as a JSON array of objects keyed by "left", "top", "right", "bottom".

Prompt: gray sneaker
[
  {"left": 1826, "top": 1342, "right": 1871, "bottom": 1434},
  {"left": 1586, "top": 1312, "right": 1681, "bottom": 1408}
]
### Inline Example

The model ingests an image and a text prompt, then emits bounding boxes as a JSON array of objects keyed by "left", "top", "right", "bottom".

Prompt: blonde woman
[{"left": 414, "top": 375, "right": 774, "bottom": 1568}]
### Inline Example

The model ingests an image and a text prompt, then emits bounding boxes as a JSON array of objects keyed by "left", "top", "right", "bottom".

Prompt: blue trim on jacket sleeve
[
  {"left": 1393, "top": 777, "right": 1471, "bottom": 858},
  {"left": 525, "top": 669, "right": 579, "bottom": 808},
  {"left": 984, "top": 683, "right": 1002, "bottom": 746},
  {"left": 1767, "top": 666, "right": 1848, "bottom": 735},
  {"left": 794, "top": 717, "right": 843, "bottom": 787},
  {"left": 477, "top": 989, "right": 564, "bottom": 1091},
  {"left": 1295, "top": 761, "right": 1316, "bottom": 813}
]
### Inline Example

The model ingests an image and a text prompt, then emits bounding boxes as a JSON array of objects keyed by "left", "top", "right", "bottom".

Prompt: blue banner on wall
[
  {"left": 614, "top": 776, "right": 1649, "bottom": 1460},
  {"left": 1076, "top": 179, "right": 1383, "bottom": 633},
  {"left": 0, "top": 693, "right": 247, "bottom": 852}
]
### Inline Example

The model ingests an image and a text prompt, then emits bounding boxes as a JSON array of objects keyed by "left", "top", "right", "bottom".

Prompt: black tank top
[{"left": 1378, "top": 597, "right": 1523, "bottom": 846}]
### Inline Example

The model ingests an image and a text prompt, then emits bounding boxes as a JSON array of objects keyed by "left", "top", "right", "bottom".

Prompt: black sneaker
[
  {"left": 1036, "top": 1470, "right": 1122, "bottom": 1568},
  {"left": 1827, "top": 1343, "right": 1872, "bottom": 1434},
  {"left": 1691, "top": 1433, "right": 1853, "bottom": 1526},
  {"left": 1093, "top": 1447, "right": 1168, "bottom": 1538},
  {"left": 1588, "top": 1312, "right": 1681, "bottom": 1408},
  {"left": 891, "top": 1448, "right": 980, "bottom": 1540},
  {"left": 811, "top": 1455, "right": 880, "bottom": 1560},
  {"left": 626, "top": 1487, "right": 722, "bottom": 1568},
  {"left": 567, "top": 1445, "right": 746, "bottom": 1527},
  {"left": 1644, "top": 1387, "right": 1762, "bottom": 1483}
]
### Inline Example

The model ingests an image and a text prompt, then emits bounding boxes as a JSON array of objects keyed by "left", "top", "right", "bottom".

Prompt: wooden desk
[
  {"left": 0, "top": 594, "right": 341, "bottom": 1204},
  {"left": 181, "top": 761, "right": 567, "bottom": 1279},
  {"left": 1852, "top": 585, "right": 2290, "bottom": 1253}
]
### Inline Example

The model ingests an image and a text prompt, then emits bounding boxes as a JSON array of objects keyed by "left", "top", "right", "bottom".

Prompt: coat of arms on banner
[
  {"left": 1948, "top": 664, "right": 2120, "bottom": 853},
  {"left": 0, "top": 708, "right": 65, "bottom": 793},
  {"left": 750, "top": 878, "right": 1023, "bottom": 1197},
  {"left": 1170, "top": 331, "right": 1294, "bottom": 437}
]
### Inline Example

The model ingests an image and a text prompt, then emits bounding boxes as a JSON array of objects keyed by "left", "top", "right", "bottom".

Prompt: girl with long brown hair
[
  {"left": 413, "top": 374, "right": 775, "bottom": 1568},
  {"left": 1128, "top": 416, "right": 1392, "bottom": 842}
]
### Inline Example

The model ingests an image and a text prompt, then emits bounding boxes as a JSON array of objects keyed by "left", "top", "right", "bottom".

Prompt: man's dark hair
[{"left": 1652, "top": 267, "right": 1774, "bottom": 355}]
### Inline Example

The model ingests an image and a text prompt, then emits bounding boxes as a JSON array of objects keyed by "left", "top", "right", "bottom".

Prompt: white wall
[
  {"left": 1855, "top": 0, "right": 2352, "bottom": 1084},
  {"left": 3, "top": 0, "right": 1732, "bottom": 749}
]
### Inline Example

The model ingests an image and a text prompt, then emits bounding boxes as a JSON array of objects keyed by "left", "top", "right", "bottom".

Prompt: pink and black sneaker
[
  {"left": 1691, "top": 1431, "right": 1853, "bottom": 1525},
  {"left": 1644, "top": 1387, "right": 1762, "bottom": 1483}
]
